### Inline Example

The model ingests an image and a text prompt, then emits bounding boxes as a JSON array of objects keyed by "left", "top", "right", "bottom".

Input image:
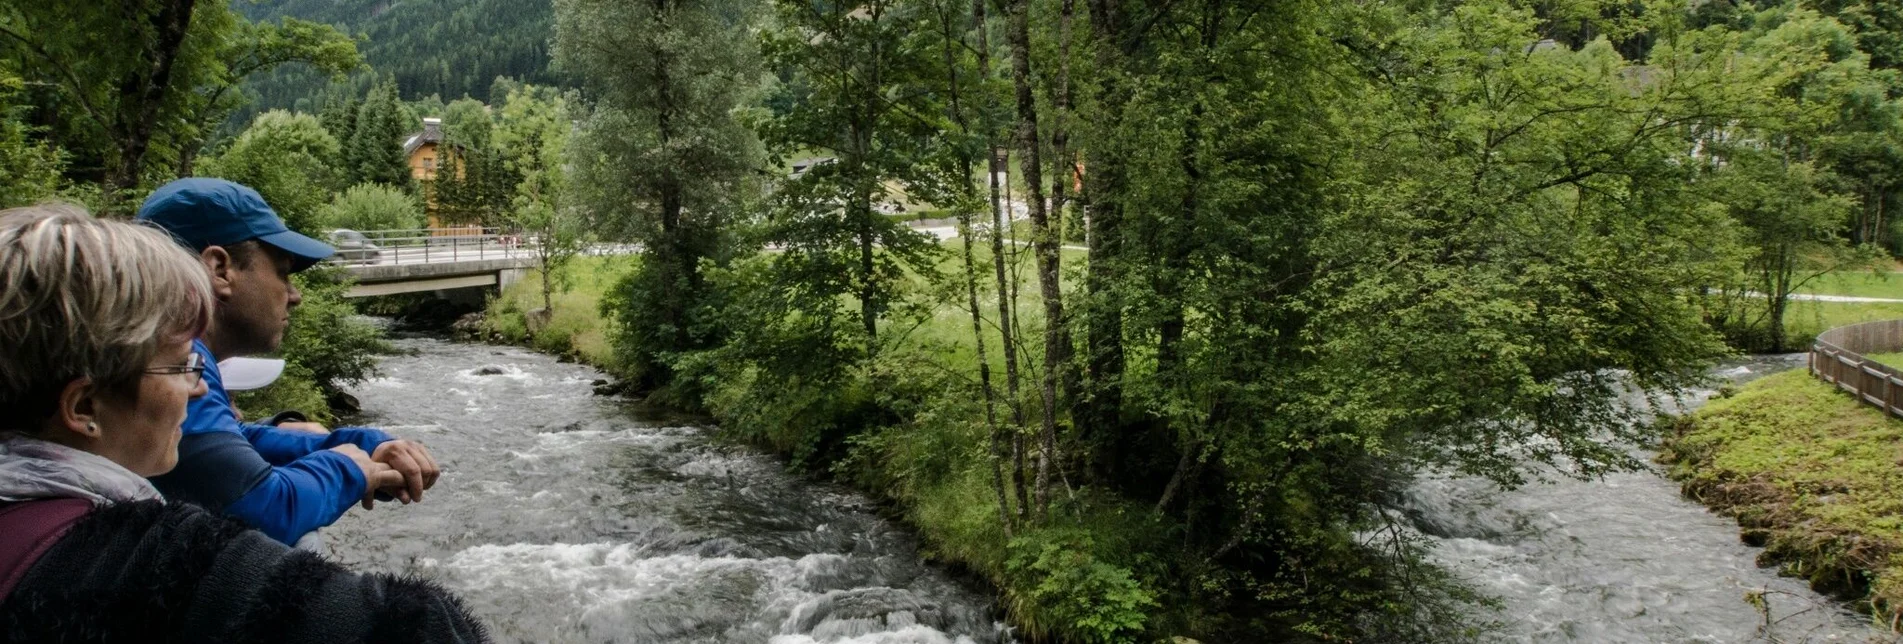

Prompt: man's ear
[
  {"left": 48, "top": 377, "right": 100, "bottom": 442},
  {"left": 200, "top": 246, "right": 236, "bottom": 301}
]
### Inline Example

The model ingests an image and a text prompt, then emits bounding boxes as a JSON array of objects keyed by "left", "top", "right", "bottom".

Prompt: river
[
  {"left": 324, "top": 336, "right": 1892, "bottom": 643},
  {"left": 320, "top": 335, "right": 1011, "bottom": 643},
  {"left": 1407, "top": 354, "right": 1893, "bottom": 643}
]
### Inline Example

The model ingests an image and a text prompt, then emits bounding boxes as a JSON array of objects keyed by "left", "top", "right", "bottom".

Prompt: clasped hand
[{"left": 326, "top": 439, "right": 442, "bottom": 509}]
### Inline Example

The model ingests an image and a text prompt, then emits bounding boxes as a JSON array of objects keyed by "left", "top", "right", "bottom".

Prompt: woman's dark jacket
[{"left": 0, "top": 500, "right": 488, "bottom": 643}]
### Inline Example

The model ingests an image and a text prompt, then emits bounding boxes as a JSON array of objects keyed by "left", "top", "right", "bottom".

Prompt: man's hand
[
  {"left": 371, "top": 440, "right": 440, "bottom": 504},
  {"left": 327, "top": 444, "right": 405, "bottom": 510},
  {"left": 277, "top": 421, "right": 330, "bottom": 434}
]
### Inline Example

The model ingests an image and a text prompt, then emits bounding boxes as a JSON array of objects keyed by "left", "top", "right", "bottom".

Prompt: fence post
[{"left": 1808, "top": 320, "right": 1903, "bottom": 418}]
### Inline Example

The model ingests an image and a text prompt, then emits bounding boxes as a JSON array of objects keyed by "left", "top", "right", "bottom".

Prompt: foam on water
[
  {"left": 324, "top": 336, "right": 1010, "bottom": 644},
  {"left": 1407, "top": 354, "right": 1888, "bottom": 642}
]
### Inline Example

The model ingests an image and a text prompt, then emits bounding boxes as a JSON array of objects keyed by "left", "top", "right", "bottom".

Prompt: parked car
[{"left": 326, "top": 229, "right": 382, "bottom": 264}]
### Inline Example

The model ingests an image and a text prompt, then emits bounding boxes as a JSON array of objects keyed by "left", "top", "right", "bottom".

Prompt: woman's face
[{"left": 90, "top": 338, "right": 207, "bottom": 477}]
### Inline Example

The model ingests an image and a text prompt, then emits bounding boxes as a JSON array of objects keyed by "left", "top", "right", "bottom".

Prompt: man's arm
[
  {"left": 240, "top": 421, "right": 391, "bottom": 465},
  {"left": 149, "top": 431, "right": 372, "bottom": 545}
]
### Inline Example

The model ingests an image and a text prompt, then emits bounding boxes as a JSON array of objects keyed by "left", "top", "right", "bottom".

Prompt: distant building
[
  {"left": 402, "top": 117, "right": 478, "bottom": 232},
  {"left": 405, "top": 117, "right": 445, "bottom": 181}
]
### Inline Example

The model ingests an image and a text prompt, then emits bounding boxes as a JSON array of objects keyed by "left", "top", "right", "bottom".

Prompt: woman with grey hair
[{"left": 0, "top": 206, "right": 488, "bottom": 643}]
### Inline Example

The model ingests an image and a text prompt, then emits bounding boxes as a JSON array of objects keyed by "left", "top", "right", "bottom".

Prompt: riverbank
[
  {"left": 479, "top": 258, "right": 1903, "bottom": 641},
  {"left": 1661, "top": 367, "right": 1903, "bottom": 625},
  {"left": 323, "top": 335, "right": 1013, "bottom": 642},
  {"left": 476, "top": 258, "right": 1282, "bottom": 642}
]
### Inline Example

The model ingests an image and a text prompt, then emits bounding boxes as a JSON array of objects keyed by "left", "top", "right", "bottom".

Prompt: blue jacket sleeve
[
  {"left": 150, "top": 431, "right": 369, "bottom": 545},
  {"left": 222, "top": 450, "right": 370, "bottom": 545},
  {"left": 241, "top": 422, "right": 393, "bottom": 466}
]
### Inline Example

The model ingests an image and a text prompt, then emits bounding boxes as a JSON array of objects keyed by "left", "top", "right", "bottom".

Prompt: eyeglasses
[{"left": 143, "top": 353, "right": 206, "bottom": 387}]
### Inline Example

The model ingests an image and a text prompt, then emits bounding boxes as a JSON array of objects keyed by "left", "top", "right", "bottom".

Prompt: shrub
[
  {"left": 279, "top": 267, "right": 392, "bottom": 397},
  {"left": 232, "top": 361, "right": 334, "bottom": 424},
  {"left": 202, "top": 110, "right": 342, "bottom": 234},
  {"left": 316, "top": 182, "right": 425, "bottom": 233},
  {"left": 1005, "top": 532, "right": 1158, "bottom": 643}
]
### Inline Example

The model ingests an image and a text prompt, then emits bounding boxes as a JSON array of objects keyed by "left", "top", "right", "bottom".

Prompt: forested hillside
[{"left": 232, "top": 0, "right": 560, "bottom": 122}]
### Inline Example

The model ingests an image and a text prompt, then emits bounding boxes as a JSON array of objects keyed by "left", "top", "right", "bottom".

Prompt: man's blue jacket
[{"left": 148, "top": 340, "right": 391, "bottom": 545}]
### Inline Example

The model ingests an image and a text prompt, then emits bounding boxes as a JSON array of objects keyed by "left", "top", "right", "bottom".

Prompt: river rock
[
  {"left": 450, "top": 312, "right": 486, "bottom": 340},
  {"left": 326, "top": 391, "right": 361, "bottom": 414},
  {"left": 785, "top": 587, "right": 946, "bottom": 637},
  {"left": 472, "top": 365, "right": 510, "bottom": 376}
]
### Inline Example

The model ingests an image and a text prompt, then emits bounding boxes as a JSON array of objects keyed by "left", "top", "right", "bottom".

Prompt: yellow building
[
  {"left": 403, "top": 118, "right": 478, "bottom": 232},
  {"left": 404, "top": 117, "right": 444, "bottom": 181}
]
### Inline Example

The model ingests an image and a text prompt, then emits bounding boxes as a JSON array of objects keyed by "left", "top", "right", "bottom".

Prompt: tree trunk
[
  {"left": 859, "top": 193, "right": 879, "bottom": 354},
  {"left": 1079, "top": 0, "right": 1128, "bottom": 477},
  {"left": 1046, "top": 0, "right": 1081, "bottom": 407},
  {"left": 1004, "top": 0, "right": 1062, "bottom": 520},
  {"left": 937, "top": 0, "right": 1015, "bottom": 536},
  {"left": 104, "top": 0, "right": 202, "bottom": 214},
  {"left": 974, "top": 0, "right": 1029, "bottom": 519}
]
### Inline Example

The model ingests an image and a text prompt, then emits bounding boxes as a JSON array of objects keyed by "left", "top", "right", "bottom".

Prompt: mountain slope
[{"left": 235, "top": 0, "right": 561, "bottom": 117}]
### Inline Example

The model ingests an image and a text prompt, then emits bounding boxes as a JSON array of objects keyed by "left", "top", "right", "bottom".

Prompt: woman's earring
[{"left": 85, "top": 422, "right": 98, "bottom": 435}]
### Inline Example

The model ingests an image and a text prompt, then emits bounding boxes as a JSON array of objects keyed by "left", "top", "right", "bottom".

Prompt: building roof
[{"left": 403, "top": 117, "right": 443, "bottom": 156}]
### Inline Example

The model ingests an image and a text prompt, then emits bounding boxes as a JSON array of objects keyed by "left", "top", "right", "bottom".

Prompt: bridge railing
[
  {"left": 1810, "top": 319, "right": 1903, "bottom": 419},
  {"left": 322, "top": 227, "right": 538, "bottom": 266}
]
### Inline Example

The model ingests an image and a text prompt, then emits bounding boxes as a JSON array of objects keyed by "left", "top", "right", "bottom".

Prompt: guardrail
[
  {"left": 1809, "top": 319, "right": 1903, "bottom": 418},
  {"left": 321, "top": 228, "right": 639, "bottom": 267},
  {"left": 323, "top": 227, "right": 535, "bottom": 267}
]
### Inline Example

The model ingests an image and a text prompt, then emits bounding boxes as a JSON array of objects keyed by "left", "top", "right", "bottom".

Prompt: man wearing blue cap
[{"left": 136, "top": 178, "right": 440, "bottom": 547}]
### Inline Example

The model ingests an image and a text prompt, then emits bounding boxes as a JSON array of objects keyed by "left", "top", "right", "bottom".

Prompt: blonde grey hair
[{"left": 0, "top": 204, "right": 215, "bottom": 427}]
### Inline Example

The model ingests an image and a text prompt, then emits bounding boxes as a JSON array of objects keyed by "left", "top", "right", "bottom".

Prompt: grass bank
[
  {"left": 478, "top": 254, "right": 634, "bottom": 367},
  {"left": 1774, "top": 300, "right": 1903, "bottom": 351},
  {"left": 1661, "top": 368, "right": 1903, "bottom": 624}
]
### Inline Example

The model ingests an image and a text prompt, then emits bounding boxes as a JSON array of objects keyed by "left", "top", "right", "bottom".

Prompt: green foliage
[
  {"left": 201, "top": 110, "right": 341, "bottom": 234},
  {"left": 229, "top": 0, "right": 563, "bottom": 127},
  {"left": 432, "top": 97, "right": 519, "bottom": 226},
  {"left": 0, "top": 65, "right": 61, "bottom": 208},
  {"left": 555, "top": 0, "right": 764, "bottom": 389},
  {"left": 279, "top": 267, "right": 390, "bottom": 395},
  {"left": 317, "top": 182, "right": 425, "bottom": 232},
  {"left": 344, "top": 78, "right": 413, "bottom": 189},
  {"left": 1003, "top": 533, "right": 1157, "bottom": 643},
  {"left": 175, "top": 15, "right": 361, "bottom": 174},
  {"left": 0, "top": 1, "right": 361, "bottom": 208},
  {"left": 482, "top": 254, "right": 638, "bottom": 368}
]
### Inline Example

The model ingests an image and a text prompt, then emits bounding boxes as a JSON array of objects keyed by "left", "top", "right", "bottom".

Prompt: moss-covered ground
[{"left": 1662, "top": 367, "right": 1903, "bottom": 625}]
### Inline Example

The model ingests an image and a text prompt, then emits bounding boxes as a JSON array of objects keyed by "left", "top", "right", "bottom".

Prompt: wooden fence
[{"left": 1810, "top": 319, "right": 1903, "bottom": 419}]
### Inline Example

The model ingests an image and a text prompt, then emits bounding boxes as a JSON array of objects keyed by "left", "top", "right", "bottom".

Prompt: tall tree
[
  {"left": 0, "top": 0, "right": 209, "bottom": 211},
  {"left": 555, "top": 0, "right": 764, "bottom": 389},
  {"left": 345, "top": 78, "right": 413, "bottom": 189},
  {"left": 1075, "top": 0, "right": 1138, "bottom": 468},
  {"left": 757, "top": 0, "right": 944, "bottom": 359},
  {"left": 174, "top": 16, "right": 360, "bottom": 176},
  {"left": 1001, "top": 0, "right": 1065, "bottom": 518},
  {"left": 495, "top": 85, "right": 585, "bottom": 315},
  {"left": 201, "top": 110, "right": 343, "bottom": 233},
  {"left": 433, "top": 97, "right": 518, "bottom": 226}
]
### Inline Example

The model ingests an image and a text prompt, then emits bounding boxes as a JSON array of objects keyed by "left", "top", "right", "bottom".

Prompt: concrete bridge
[{"left": 327, "top": 228, "right": 540, "bottom": 299}]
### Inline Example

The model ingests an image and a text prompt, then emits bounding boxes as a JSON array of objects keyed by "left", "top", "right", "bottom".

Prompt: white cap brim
[{"left": 218, "top": 357, "right": 286, "bottom": 391}]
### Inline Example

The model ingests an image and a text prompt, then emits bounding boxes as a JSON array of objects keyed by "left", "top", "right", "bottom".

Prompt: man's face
[{"left": 219, "top": 244, "right": 302, "bottom": 356}]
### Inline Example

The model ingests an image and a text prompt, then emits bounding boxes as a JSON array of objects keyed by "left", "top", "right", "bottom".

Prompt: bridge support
[
  {"left": 347, "top": 274, "right": 497, "bottom": 298},
  {"left": 499, "top": 267, "right": 528, "bottom": 291}
]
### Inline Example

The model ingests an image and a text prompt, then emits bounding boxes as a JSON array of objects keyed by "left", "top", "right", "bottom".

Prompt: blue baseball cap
[{"left": 136, "top": 178, "right": 335, "bottom": 272}]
